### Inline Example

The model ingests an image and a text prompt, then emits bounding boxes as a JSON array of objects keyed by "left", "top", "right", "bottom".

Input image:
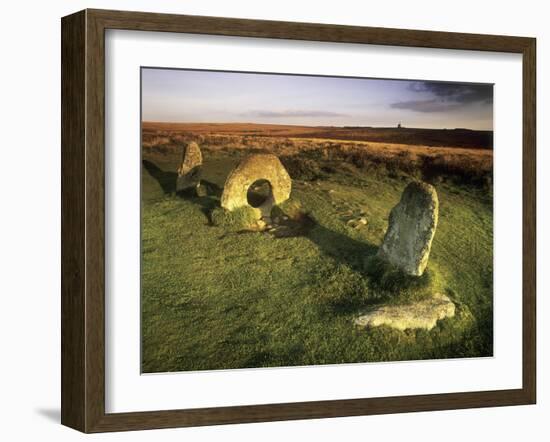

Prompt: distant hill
[{"left": 142, "top": 122, "right": 493, "bottom": 150}]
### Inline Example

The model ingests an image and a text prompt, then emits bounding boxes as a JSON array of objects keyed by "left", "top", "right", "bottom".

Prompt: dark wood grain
[
  {"left": 90, "top": 8, "right": 532, "bottom": 52},
  {"left": 85, "top": 9, "right": 107, "bottom": 432},
  {"left": 61, "top": 10, "right": 86, "bottom": 431},
  {"left": 522, "top": 38, "right": 537, "bottom": 403},
  {"left": 61, "top": 8, "right": 537, "bottom": 433}
]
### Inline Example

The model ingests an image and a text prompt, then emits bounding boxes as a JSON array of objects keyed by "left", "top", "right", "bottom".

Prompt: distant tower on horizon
[{"left": 397, "top": 122, "right": 402, "bottom": 129}]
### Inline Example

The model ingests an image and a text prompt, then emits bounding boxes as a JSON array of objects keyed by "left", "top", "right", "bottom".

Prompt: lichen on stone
[
  {"left": 221, "top": 154, "right": 291, "bottom": 219},
  {"left": 176, "top": 141, "right": 203, "bottom": 192},
  {"left": 354, "top": 292, "right": 455, "bottom": 331},
  {"left": 377, "top": 181, "right": 439, "bottom": 276}
]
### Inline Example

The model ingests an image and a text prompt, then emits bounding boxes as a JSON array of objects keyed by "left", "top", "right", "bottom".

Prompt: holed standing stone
[
  {"left": 221, "top": 154, "right": 291, "bottom": 218},
  {"left": 176, "top": 141, "right": 202, "bottom": 192},
  {"left": 377, "top": 181, "right": 439, "bottom": 276}
]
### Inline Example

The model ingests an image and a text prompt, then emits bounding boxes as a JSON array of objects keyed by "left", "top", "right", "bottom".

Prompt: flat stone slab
[{"left": 354, "top": 293, "right": 455, "bottom": 331}]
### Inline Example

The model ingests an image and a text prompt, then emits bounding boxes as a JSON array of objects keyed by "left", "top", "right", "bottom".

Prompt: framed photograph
[{"left": 61, "top": 9, "right": 536, "bottom": 433}]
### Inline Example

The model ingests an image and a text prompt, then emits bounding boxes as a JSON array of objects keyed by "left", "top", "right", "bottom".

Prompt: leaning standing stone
[
  {"left": 378, "top": 181, "right": 439, "bottom": 276},
  {"left": 176, "top": 141, "right": 202, "bottom": 192}
]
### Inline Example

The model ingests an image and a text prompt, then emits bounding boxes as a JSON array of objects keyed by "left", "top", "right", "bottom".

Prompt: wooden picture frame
[{"left": 61, "top": 8, "right": 536, "bottom": 433}]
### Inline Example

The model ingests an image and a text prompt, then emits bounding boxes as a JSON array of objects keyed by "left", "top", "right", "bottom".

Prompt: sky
[{"left": 141, "top": 68, "right": 493, "bottom": 130}]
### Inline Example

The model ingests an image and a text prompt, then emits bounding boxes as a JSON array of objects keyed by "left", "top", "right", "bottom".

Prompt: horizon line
[{"left": 141, "top": 120, "right": 493, "bottom": 132}]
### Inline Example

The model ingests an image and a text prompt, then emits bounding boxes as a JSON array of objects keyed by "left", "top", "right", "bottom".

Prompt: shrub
[
  {"left": 420, "top": 154, "right": 492, "bottom": 187},
  {"left": 280, "top": 155, "right": 323, "bottom": 181}
]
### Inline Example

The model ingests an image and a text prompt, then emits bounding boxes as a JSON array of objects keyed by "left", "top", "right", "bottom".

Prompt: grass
[
  {"left": 141, "top": 139, "right": 493, "bottom": 373},
  {"left": 210, "top": 206, "right": 260, "bottom": 230}
]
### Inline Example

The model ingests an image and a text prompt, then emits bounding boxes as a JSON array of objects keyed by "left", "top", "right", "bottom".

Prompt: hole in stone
[{"left": 247, "top": 179, "right": 272, "bottom": 208}]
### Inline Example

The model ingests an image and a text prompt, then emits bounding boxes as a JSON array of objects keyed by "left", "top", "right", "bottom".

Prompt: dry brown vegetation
[
  {"left": 143, "top": 121, "right": 493, "bottom": 149},
  {"left": 142, "top": 122, "right": 493, "bottom": 187}
]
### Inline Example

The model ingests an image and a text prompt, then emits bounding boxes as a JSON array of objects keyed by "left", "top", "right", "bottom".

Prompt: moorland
[{"left": 141, "top": 122, "right": 493, "bottom": 373}]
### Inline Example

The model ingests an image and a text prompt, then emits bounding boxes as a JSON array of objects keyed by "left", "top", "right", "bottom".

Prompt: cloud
[
  {"left": 391, "top": 99, "right": 464, "bottom": 113},
  {"left": 243, "top": 110, "right": 349, "bottom": 118},
  {"left": 391, "top": 81, "right": 493, "bottom": 113}
]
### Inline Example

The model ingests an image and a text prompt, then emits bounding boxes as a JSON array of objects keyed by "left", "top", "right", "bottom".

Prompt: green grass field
[{"left": 141, "top": 147, "right": 493, "bottom": 373}]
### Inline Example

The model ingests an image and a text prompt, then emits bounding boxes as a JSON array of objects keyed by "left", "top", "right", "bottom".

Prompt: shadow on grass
[
  {"left": 304, "top": 222, "right": 443, "bottom": 315},
  {"left": 365, "top": 255, "right": 432, "bottom": 294},
  {"left": 142, "top": 159, "right": 177, "bottom": 194},
  {"left": 306, "top": 222, "right": 377, "bottom": 274},
  {"left": 142, "top": 159, "right": 222, "bottom": 220},
  {"left": 305, "top": 224, "right": 384, "bottom": 314}
]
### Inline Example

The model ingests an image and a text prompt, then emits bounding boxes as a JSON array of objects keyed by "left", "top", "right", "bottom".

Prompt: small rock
[
  {"left": 346, "top": 217, "right": 368, "bottom": 229},
  {"left": 196, "top": 184, "right": 208, "bottom": 197}
]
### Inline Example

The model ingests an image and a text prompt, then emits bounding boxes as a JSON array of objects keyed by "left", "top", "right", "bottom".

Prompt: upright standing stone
[
  {"left": 378, "top": 181, "right": 439, "bottom": 276},
  {"left": 221, "top": 154, "right": 291, "bottom": 218},
  {"left": 176, "top": 141, "right": 203, "bottom": 192}
]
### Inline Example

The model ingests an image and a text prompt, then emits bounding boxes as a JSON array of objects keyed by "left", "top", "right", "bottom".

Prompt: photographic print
[{"left": 140, "top": 68, "right": 493, "bottom": 373}]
